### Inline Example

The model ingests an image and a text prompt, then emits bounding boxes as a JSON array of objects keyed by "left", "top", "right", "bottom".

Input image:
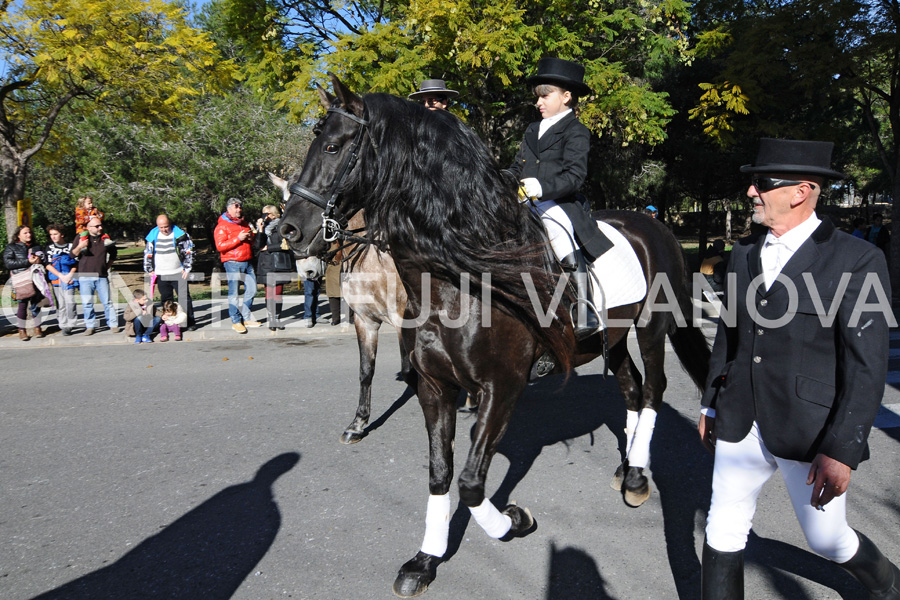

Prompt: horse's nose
[{"left": 280, "top": 220, "right": 300, "bottom": 243}]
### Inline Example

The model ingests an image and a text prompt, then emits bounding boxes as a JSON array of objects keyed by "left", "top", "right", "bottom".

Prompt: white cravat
[
  {"left": 761, "top": 238, "right": 784, "bottom": 291},
  {"left": 538, "top": 109, "right": 572, "bottom": 138}
]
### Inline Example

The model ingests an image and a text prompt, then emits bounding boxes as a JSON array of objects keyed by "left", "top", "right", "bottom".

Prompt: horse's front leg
[
  {"left": 458, "top": 381, "right": 535, "bottom": 544},
  {"left": 339, "top": 316, "right": 381, "bottom": 444},
  {"left": 392, "top": 378, "right": 458, "bottom": 598}
]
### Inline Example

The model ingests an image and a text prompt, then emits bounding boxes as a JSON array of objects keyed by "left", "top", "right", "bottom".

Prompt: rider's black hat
[{"left": 526, "top": 57, "right": 592, "bottom": 97}]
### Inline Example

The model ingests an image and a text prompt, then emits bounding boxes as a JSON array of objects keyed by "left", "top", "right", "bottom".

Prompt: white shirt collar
[
  {"left": 765, "top": 212, "right": 821, "bottom": 254},
  {"left": 538, "top": 109, "right": 572, "bottom": 138}
]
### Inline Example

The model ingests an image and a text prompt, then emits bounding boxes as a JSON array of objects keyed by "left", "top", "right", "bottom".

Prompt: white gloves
[{"left": 520, "top": 178, "right": 542, "bottom": 199}]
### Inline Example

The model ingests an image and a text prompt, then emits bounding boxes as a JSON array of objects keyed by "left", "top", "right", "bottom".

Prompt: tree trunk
[
  {"left": 890, "top": 168, "right": 900, "bottom": 303},
  {"left": 1, "top": 154, "right": 27, "bottom": 243}
]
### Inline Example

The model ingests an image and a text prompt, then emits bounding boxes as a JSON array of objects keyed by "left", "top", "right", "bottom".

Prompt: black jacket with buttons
[
  {"left": 701, "top": 217, "right": 890, "bottom": 468},
  {"left": 508, "top": 111, "right": 613, "bottom": 259}
]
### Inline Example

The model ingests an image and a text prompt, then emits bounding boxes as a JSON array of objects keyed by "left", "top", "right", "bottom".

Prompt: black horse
[{"left": 280, "top": 75, "right": 710, "bottom": 597}]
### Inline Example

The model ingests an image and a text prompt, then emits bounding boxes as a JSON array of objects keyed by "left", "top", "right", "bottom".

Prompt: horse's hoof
[
  {"left": 499, "top": 502, "right": 536, "bottom": 541},
  {"left": 392, "top": 551, "right": 440, "bottom": 598},
  {"left": 339, "top": 429, "right": 366, "bottom": 444},
  {"left": 610, "top": 463, "right": 625, "bottom": 491},
  {"left": 623, "top": 467, "right": 651, "bottom": 507}
]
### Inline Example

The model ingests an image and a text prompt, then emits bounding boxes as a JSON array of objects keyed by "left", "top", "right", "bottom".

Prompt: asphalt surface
[{"left": 2, "top": 299, "right": 900, "bottom": 599}]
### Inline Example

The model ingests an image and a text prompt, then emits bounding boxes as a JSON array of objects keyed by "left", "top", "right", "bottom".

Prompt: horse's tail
[{"left": 666, "top": 265, "right": 711, "bottom": 391}]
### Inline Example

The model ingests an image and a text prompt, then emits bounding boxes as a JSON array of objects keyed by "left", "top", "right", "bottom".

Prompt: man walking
[
  {"left": 698, "top": 138, "right": 899, "bottom": 599},
  {"left": 214, "top": 197, "right": 261, "bottom": 333},
  {"left": 144, "top": 214, "right": 197, "bottom": 330},
  {"left": 71, "top": 217, "right": 118, "bottom": 334}
]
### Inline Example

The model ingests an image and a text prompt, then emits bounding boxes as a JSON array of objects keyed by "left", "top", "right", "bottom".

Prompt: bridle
[{"left": 287, "top": 106, "right": 378, "bottom": 247}]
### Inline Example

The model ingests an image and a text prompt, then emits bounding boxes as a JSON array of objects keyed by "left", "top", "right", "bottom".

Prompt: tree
[
  {"left": 0, "top": 0, "right": 235, "bottom": 241},
  {"left": 689, "top": 0, "right": 900, "bottom": 296},
  {"left": 26, "top": 90, "right": 313, "bottom": 239},
  {"left": 219, "top": 0, "right": 693, "bottom": 165}
]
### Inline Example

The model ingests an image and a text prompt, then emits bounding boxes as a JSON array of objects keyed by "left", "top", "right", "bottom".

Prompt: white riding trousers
[
  {"left": 706, "top": 421, "right": 859, "bottom": 563},
  {"left": 531, "top": 199, "right": 578, "bottom": 259}
]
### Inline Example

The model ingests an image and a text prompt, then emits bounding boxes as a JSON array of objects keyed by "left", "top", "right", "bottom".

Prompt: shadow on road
[
  {"left": 546, "top": 541, "right": 618, "bottom": 599},
  {"left": 32, "top": 452, "right": 301, "bottom": 600}
]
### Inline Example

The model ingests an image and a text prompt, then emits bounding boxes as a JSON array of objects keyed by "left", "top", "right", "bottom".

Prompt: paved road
[{"left": 2, "top": 319, "right": 899, "bottom": 599}]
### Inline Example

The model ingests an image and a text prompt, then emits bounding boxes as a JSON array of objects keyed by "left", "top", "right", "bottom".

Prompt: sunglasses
[{"left": 751, "top": 176, "right": 816, "bottom": 192}]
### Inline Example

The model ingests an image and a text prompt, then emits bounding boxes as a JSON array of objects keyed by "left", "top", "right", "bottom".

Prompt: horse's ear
[
  {"left": 268, "top": 172, "right": 287, "bottom": 192},
  {"left": 317, "top": 84, "right": 334, "bottom": 110},
  {"left": 329, "top": 72, "right": 364, "bottom": 118}
]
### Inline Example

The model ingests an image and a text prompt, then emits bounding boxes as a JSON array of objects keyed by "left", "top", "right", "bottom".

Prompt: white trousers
[
  {"left": 706, "top": 422, "right": 859, "bottom": 563},
  {"left": 531, "top": 199, "right": 578, "bottom": 260}
]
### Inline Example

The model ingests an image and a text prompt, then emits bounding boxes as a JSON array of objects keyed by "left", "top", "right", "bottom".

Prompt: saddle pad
[{"left": 589, "top": 220, "right": 646, "bottom": 310}]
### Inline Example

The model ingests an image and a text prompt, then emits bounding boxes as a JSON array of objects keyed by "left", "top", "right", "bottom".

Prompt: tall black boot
[
  {"left": 560, "top": 251, "right": 600, "bottom": 340},
  {"left": 701, "top": 541, "right": 744, "bottom": 600},
  {"left": 840, "top": 531, "right": 900, "bottom": 599}
]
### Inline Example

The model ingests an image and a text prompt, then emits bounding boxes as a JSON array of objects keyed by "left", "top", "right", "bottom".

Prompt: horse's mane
[{"left": 347, "top": 93, "right": 574, "bottom": 368}]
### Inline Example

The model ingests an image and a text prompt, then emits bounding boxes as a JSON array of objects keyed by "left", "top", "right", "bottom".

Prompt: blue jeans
[
  {"left": 223, "top": 261, "right": 257, "bottom": 323},
  {"left": 304, "top": 278, "right": 321, "bottom": 322},
  {"left": 79, "top": 277, "right": 117, "bottom": 329},
  {"left": 134, "top": 316, "right": 161, "bottom": 337}
]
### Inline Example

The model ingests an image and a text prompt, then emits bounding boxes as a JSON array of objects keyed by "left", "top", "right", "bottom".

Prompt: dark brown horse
[{"left": 279, "top": 75, "right": 710, "bottom": 597}]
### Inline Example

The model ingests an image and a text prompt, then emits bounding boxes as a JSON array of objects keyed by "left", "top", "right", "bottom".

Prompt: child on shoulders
[{"left": 74, "top": 196, "right": 115, "bottom": 247}]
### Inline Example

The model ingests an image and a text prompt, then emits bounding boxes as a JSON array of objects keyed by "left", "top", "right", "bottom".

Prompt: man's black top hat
[
  {"left": 526, "top": 57, "right": 592, "bottom": 97},
  {"left": 740, "top": 138, "right": 846, "bottom": 180},
  {"left": 408, "top": 79, "right": 459, "bottom": 101}
]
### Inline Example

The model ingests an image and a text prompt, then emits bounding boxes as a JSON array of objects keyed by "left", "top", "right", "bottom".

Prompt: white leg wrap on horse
[
  {"left": 469, "top": 499, "right": 512, "bottom": 539},
  {"left": 624, "top": 410, "right": 639, "bottom": 455},
  {"left": 420, "top": 493, "right": 451, "bottom": 557},
  {"left": 626, "top": 408, "right": 657, "bottom": 469}
]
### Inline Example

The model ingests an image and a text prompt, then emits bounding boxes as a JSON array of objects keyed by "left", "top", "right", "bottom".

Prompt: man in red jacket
[{"left": 214, "top": 198, "right": 261, "bottom": 333}]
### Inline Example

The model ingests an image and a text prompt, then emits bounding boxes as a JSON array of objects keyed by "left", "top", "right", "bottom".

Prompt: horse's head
[{"left": 279, "top": 74, "right": 369, "bottom": 259}]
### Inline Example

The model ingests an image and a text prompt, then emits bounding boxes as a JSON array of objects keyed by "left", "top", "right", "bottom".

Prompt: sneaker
[
  {"left": 244, "top": 320, "right": 262, "bottom": 328},
  {"left": 174, "top": 335, "right": 181, "bottom": 341},
  {"left": 187, "top": 325, "right": 198, "bottom": 332},
  {"left": 109, "top": 326, "right": 120, "bottom": 334},
  {"left": 62, "top": 328, "right": 73, "bottom": 336},
  {"left": 307, "top": 320, "right": 316, "bottom": 328},
  {"left": 142, "top": 335, "right": 152, "bottom": 343},
  {"left": 134, "top": 337, "right": 143, "bottom": 344},
  {"left": 84, "top": 328, "right": 95, "bottom": 336},
  {"left": 160, "top": 335, "right": 168, "bottom": 342},
  {"left": 232, "top": 322, "right": 247, "bottom": 334}
]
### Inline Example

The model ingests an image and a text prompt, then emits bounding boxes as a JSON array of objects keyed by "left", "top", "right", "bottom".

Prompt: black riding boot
[
  {"left": 701, "top": 541, "right": 744, "bottom": 600},
  {"left": 560, "top": 251, "right": 600, "bottom": 341},
  {"left": 267, "top": 299, "right": 284, "bottom": 330},
  {"left": 840, "top": 531, "right": 900, "bottom": 599}
]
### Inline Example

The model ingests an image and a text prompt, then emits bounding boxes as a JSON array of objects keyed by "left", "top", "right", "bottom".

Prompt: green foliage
[
  {"left": 26, "top": 90, "right": 313, "bottom": 237},
  {"left": 219, "top": 0, "right": 693, "bottom": 157}
]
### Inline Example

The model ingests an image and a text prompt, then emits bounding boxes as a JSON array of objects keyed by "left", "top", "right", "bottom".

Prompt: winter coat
[{"left": 214, "top": 213, "right": 254, "bottom": 263}]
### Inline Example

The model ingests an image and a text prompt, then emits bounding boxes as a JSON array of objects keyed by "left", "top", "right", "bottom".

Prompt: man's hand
[
  {"left": 698, "top": 413, "right": 716, "bottom": 454},
  {"left": 807, "top": 453, "right": 851, "bottom": 509},
  {"left": 181, "top": 269, "right": 190, "bottom": 280},
  {"left": 74, "top": 235, "right": 88, "bottom": 252},
  {"left": 238, "top": 230, "right": 251, "bottom": 242}
]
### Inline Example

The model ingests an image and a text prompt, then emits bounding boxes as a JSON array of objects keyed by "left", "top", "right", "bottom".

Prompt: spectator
[
  {"left": 45, "top": 224, "right": 79, "bottom": 336},
  {"left": 700, "top": 239, "right": 727, "bottom": 293},
  {"left": 159, "top": 300, "right": 187, "bottom": 342},
  {"left": 644, "top": 205, "right": 659, "bottom": 219},
  {"left": 865, "top": 212, "right": 890, "bottom": 255},
  {"left": 71, "top": 217, "right": 118, "bottom": 335},
  {"left": 144, "top": 214, "right": 197, "bottom": 330},
  {"left": 3, "top": 225, "right": 48, "bottom": 341},
  {"left": 850, "top": 217, "right": 866, "bottom": 239},
  {"left": 302, "top": 272, "right": 321, "bottom": 328},
  {"left": 408, "top": 79, "right": 458, "bottom": 111},
  {"left": 214, "top": 197, "right": 261, "bottom": 333},
  {"left": 124, "top": 289, "right": 159, "bottom": 343},
  {"left": 255, "top": 205, "right": 294, "bottom": 330}
]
